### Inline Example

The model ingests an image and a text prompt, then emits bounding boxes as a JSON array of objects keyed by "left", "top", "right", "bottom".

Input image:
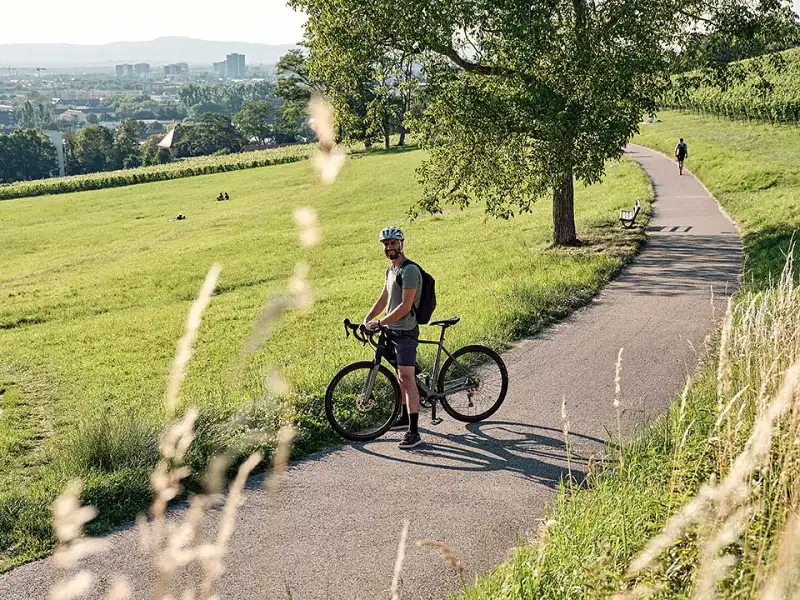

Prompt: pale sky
[
  {"left": 2, "top": 0, "right": 307, "bottom": 45},
  {"left": 2, "top": 0, "right": 799, "bottom": 46}
]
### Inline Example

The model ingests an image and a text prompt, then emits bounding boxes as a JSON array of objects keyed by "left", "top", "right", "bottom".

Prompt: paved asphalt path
[{"left": 1, "top": 145, "right": 742, "bottom": 600}]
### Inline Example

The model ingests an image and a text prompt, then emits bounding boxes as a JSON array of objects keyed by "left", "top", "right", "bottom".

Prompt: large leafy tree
[
  {"left": 273, "top": 49, "right": 324, "bottom": 142},
  {"left": 68, "top": 125, "right": 115, "bottom": 174},
  {"left": 175, "top": 113, "right": 246, "bottom": 157},
  {"left": 113, "top": 118, "right": 145, "bottom": 169},
  {"left": 293, "top": 0, "right": 796, "bottom": 245},
  {"left": 0, "top": 130, "right": 57, "bottom": 183},
  {"left": 234, "top": 100, "right": 274, "bottom": 144}
]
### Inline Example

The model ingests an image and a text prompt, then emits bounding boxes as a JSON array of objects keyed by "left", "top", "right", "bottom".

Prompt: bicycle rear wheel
[
  {"left": 437, "top": 345, "right": 508, "bottom": 422},
  {"left": 325, "top": 361, "right": 402, "bottom": 441}
]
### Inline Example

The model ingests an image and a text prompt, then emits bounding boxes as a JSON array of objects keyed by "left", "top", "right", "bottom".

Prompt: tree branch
[
  {"left": 434, "top": 44, "right": 499, "bottom": 75},
  {"left": 678, "top": 8, "right": 718, "bottom": 26}
]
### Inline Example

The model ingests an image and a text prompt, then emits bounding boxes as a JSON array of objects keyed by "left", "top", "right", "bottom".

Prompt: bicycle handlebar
[{"left": 343, "top": 318, "right": 385, "bottom": 345}]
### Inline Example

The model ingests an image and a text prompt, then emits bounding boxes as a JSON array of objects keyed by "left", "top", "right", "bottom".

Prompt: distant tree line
[
  {"left": 0, "top": 130, "right": 57, "bottom": 183},
  {"left": 0, "top": 47, "right": 423, "bottom": 184}
]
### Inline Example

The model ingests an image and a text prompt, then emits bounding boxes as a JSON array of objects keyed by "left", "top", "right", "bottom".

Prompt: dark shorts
[
  {"left": 677, "top": 153, "right": 686, "bottom": 161},
  {"left": 388, "top": 327, "right": 419, "bottom": 367}
]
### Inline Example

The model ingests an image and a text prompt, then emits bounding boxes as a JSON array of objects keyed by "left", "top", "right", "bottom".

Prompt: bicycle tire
[
  {"left": 325, "top": 361, "right": 402, "bottom": 441},
  {"left": 437, "top": 345, "right": 509, "bottom": 423}
]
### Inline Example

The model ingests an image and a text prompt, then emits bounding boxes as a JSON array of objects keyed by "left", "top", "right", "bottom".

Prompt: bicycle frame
[{"left": 350, "top": 321, "right": 474, "bottom": 424}]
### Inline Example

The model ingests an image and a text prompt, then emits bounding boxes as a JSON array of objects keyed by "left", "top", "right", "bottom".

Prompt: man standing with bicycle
[{"left": 364, "top": 226, "right": 424, "bottom": 449}]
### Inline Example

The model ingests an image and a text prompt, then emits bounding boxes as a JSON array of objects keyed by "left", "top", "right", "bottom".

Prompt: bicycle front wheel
[
  {"left": 437, "top": 345, "right": 508, "bottom": 422},
  {"left": 325, "top": 361, "right": 402, "bottom": 441}
]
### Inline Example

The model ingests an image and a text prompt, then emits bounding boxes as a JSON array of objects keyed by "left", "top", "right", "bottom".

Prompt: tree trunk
[
  {"left": 383, "top": 118, "right": 390, "bottom": 149},
  {"left": 552, "top": 167, "right": 577, "bottom": 246},
  {"left": 398, "top": 127, "right": 406, "bottom": 146}
]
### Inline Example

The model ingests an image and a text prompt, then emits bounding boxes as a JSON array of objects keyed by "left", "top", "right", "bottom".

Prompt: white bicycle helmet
[{"left": 378, "top": 226, "right": 405, "bottom": 242}]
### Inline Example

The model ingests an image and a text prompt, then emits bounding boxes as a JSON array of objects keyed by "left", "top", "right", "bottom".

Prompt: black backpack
[{"left": 395, "top": 259, "right": 437, "bottom": 325}]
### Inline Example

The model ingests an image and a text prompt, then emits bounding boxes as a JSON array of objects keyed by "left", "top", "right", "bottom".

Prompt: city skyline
[{"left": 2, "top": 0, "right": 306, "bottom": 46}]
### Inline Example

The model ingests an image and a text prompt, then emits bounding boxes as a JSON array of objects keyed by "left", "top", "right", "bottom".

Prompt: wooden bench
[{"left": 619, "top": 199, "right": 641, "bottom": 229}]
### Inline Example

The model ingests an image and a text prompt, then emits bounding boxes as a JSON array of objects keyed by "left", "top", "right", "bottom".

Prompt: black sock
[
  {"left": 409, "top": 412, "right": 419, "bottom": 434},
  {"left": 400, "top": 404, "right": 408, "bottom": 418}
]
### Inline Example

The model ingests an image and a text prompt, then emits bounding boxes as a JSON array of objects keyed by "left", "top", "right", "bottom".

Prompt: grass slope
[
  {"left": 459, "top": 111, "right": 800, "bottom": 599},
  {"left": 0, "top": 148, "right": 650, "bottom": 571}
]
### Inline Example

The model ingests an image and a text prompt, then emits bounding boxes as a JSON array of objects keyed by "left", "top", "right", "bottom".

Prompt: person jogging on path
[
  {"left": 675, "top": 138, "right": 688, "bottom": 175},
  {"left": 364, "top": 226, "right": 424, "bottom": 449}
]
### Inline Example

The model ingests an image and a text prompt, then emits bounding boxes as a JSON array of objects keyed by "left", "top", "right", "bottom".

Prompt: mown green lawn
[
  {"left": 0, "top": 147, "right": 650, "bottom": 571},
  {"left": 458, "top": 111, "right": 800, "bottom": 599}
]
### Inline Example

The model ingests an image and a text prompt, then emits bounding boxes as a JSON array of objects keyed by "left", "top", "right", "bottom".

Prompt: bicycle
[{"left": 325, "top": 316, "right": 509, "bottom": 441}]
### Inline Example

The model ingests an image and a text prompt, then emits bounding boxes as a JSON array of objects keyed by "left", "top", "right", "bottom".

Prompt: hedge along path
[{"left": 0, "top": 145, "right": 741, "bottom": 599}]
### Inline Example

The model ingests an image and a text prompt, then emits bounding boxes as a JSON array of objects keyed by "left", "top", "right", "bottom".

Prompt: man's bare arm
[
  {"left": 378, "top": 288, "right": 417, "bottom": 326},
  {"left": 364, "top": 288, "right": 388, "bottom": 324}
]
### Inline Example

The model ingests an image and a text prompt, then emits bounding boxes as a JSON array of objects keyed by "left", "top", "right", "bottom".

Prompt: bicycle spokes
[{"left": 326, "top": 364, "right": 399, "bottom": 439}]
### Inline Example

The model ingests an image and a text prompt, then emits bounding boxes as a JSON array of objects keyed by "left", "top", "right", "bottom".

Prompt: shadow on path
[{"left": 352, "top": 420, "right": 610, "bottom": 489}]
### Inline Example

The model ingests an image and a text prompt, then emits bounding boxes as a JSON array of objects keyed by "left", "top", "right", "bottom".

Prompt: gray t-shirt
[{"left": 385, "top": 260, "right": 422, "bottom": 331}]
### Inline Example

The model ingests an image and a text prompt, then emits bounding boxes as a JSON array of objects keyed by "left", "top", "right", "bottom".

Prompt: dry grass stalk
[
  {"left": 104, "top": 579, "right": 132, "bottom": 600},
  {"left": 293, "top": 207, "right": 321, "bottom": 249},
  {"left": 628, "top": 338, "right": 800, "bottom": 579},
  {"left": 308, "top": 93, "right": 345, "bottom": 184},
  {"left": 390, "top": 520, "right": 411, "bottom": 600},
  {"left": 716, "top": 296, "right": 735, "bottom": 408},
  {"left": 692, "top": 505, "right": 749, "bottom": 599},
  {"left": 240, "top": 208, "right": 318, "bottom": 361},
  {"left": 759, "top": 510, "right": 800, "bottom": 600},
  {"left": 49, "top": 480, "right": 108, "bottom": 600},
  {"left": 49, "top": 570, "right": 94, "bottom": 600},
  {"left": 615, "top": 348, "right": 625, "bottom": 474},
  {"left": 166, "top": 264, "right": 222, "bottom": 416},
  {"left": 609, "top": 583, "right": 657, "bottom": 600},
  {"left": 561, "top": 395, "right": 574, "bottom": 488},
  {"left": 198, "top": 450, "right": 264, "bottom": 599},
  {"left": 417, "top": 539, "right": 465, "bottom": 577},
  {"left": 268, "top": 424, "right": 297, "bottom": 497}
]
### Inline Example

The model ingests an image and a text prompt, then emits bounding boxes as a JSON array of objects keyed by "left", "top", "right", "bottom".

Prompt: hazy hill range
[{"left": 0, "top": 37, "right": 298, "bottom": 67}]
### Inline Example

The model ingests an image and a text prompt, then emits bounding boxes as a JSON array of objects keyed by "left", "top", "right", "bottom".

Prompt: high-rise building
[
  {"left": 213, "top": 61, "right": 227, "bottom": 77},
  {"left": 134, "top": 63, "right": 151, "bottom": 75},
  {"left": 0, "top": 104, "right": 14, "bottom": 127},
  {"left": 115, "top": 64, "right": 135, "bottom": 77},
  {"left": 164, "top": 63, "right": 189, "bottom": 76},
  {"left": 226, "top": 53, "right": 246, "bottom": 78}
]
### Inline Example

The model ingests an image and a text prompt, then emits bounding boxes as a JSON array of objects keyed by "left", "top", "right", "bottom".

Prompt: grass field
[
  {"left": 0, "top": 147, "right": 650, "bottom": 571},
  {"left": 458, "top": 111, "right": 800, "bottom": 599},
  {"left": 635, "top": 111, "right": 800, "bottom": 286}
]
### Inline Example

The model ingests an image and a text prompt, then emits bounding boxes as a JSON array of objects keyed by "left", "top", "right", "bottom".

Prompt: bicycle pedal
[{"left": 430, "top": 417, "right": 443, "bottom": 426}]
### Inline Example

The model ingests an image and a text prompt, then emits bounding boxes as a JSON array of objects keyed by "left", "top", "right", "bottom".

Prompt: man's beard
[{"left": 385, "top": 248, "right": 400, "bottom": 260}]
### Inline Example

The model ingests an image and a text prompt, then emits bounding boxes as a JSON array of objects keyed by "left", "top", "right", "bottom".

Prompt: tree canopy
[
  {"left": 0, "top": 130, "right": 57, "bottom": 183},
  {"left": 292, "top": 0, "right": 797, "bottom": 244}
]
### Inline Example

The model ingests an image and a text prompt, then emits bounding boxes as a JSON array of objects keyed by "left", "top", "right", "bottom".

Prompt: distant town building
[
  {"left": 115, "top": 64, "right": 135, "bottom": 77},
  {"left": 226, "top": 53, "right": 246, "bottom": 78},
  {"left": 56, "top": 109, "right": 87, "bottom": 124},
  {"left": 0, "top": 104, "right": 14, "bottom": 127},
  {"left": 164, "top": 63, "right": 189, "bottom": 76},
  {"left": 158, "top": 124, "right": 186, "bottom": 149},
  {"left": 44, "top": 131, "right": 66, "bottom": 177},
  {"left": 134, "top": 63, "right": 151, "bottom": 75},
  {"left": 213, "top": 61, "right": 227, "bottom": 77}
]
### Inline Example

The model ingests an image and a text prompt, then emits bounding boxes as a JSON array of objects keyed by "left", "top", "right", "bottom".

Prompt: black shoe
[
  {"left": 391, "top": 413, "right": 409, "bottom": 430},
  {"left": 398, "top": 431, "right": 423, "bottom": 449}
]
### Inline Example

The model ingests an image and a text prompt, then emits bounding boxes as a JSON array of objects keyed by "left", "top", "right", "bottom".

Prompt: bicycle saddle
[{"left": 429, "top": 316, "right": 460, "bottom": 328}]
